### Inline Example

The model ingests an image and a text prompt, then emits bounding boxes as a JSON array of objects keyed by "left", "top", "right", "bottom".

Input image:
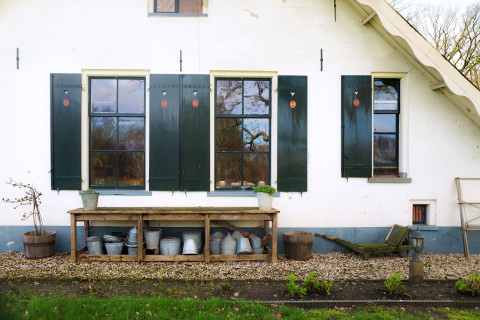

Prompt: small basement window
[
  {"left": 412, "top": 204, "right": 427, "bottom": 225},
  {"left": 155, "top": 0, "right": 203, "bottom": 14}
]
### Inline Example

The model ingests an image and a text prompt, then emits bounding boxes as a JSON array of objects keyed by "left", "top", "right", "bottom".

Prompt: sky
[{"left": 423, "top": 0, "right": 479, "bottom": 9}]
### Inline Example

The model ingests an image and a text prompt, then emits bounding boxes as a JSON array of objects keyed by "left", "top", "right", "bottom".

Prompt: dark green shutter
[
  {"left": 50, "top": 73, "right": 82, "bottom": 190},
  {"left": 277, "top": 75, "right": 308, "bottom": 192},
  {"left": 149, "top": 74, "right": 180, "bottom": 191},
  {"left": 180, "top": 74, "right": 210, "bottom": 191},
  {"left": 341, "top": 75, "right": 372, "bottom": 178}
]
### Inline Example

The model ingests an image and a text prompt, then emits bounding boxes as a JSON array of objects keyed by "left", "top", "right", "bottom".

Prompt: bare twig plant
[{"left": 2, "top": 179, "right": 45, "bottom": 234}]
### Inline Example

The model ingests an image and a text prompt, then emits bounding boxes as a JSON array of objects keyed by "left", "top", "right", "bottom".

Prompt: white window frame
[
  {"left": 80, "top": 69, "right": 151, "bottom": 191},
  {"left": 209, "top": 71, "right": 278, "bottom": 192}
]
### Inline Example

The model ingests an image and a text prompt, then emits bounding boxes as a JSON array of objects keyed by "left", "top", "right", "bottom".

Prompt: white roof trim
[{"left": 349, "top": 0, "right": 480, "bottom": 126}]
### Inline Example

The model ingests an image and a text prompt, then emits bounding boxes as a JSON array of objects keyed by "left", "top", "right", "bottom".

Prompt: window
[
  {"left": 413, "top": 204, "right": 427, "bottom": 224},
  {"left": 155, "top": 0, "right": 202, "bottom": 14},
  {"left": 373, "top": 79, "right": 400, "bottom": 176},
  {"left": 215, "top": 79, "right": 271, "bottom": 190},
  {"left": 89, "top": 77, "right": 146, "bottom": 189}
]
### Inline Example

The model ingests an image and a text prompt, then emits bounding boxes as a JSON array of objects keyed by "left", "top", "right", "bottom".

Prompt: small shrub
[
  {"left": 384, "top": 273, "right": 405, "bottom": 296},
  {"left": 456, "top": 273, "right": 480, "bottom": 296},
  {"left": 285, "top": 273, "right": 306, "bottom": 298},
  {"left": 302, "top": 271, "right": 333, "bottom": 295},
  {"left": 252, "top": 185, "right": 276, "bottom": 196},
  {"left": 82, "top": 189, "right": 98, "bottom": 194}
]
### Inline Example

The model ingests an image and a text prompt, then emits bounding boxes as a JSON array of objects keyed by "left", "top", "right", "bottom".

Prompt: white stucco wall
[{"left": 1, "top": 0, "right": 479, "bottom": 230}]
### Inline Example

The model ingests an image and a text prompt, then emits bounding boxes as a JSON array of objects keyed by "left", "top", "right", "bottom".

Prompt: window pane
[
  {"left": 374, "top": 114, "right": 396, "bottom": 133},
  {"left": 91, "top": 152, "right": 116, "bottom": 186},
  {"left": 243, "top": 118, "right": 270, "bottom": 152},
  {"left": 216, "top": 80, "right": 242, "bottom": 114},
  {"left": 119, "top": 152, "right": 145, "bottom": 186},
  {"left": 157, "top": 0, "right": 175, "bottom": 12},
  {"left": 216, "top": 118, "right": 242, "bottom": 151},
  {"left": 179, "top": 0, "right": 202, "bottom": 13},
  {"left": 374, "top": 79, "right": 398, "bottom": 111},
  {"left": 374, "top": 134, "right": 397, "bottom": 164},
  {"left": 244, "top": 153, "right": 269, "bottom": 187},
  {"left": 91, "top": 79, "right": 117, "bottom": 113},
  {"left": 244, "top": 80, "right": 270, "bottom": 114},
  {"left": 118, "top": 79, "right": 145, "bottom": 113},
  {"left": 91, "top": 117, "right": 117, "bottom": 150},
  {"left": 216, "top": 153, "right": 242, "bottom": 188},
  {"left": 119, "top": 117, "right": 144, "bottom": 151}
]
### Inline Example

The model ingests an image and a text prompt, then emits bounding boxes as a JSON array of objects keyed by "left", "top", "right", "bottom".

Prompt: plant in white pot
[
  {"left": 253, "top": 185, "right": 276, "bottom": 210},
  {"left": 80, "top": 189, "right": 99, "bottom": 210},
  {"left": 3, "top": 179, "right": 56, "bottom": 259}
]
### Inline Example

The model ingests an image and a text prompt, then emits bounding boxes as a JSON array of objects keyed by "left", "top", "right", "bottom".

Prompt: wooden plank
[
  {"left": 209, "top": 214, "right": 272, "bottom": 221},
  {"left": 68, "top": 207, "right": 279, "bottom": 215},
  {"left": 78, "top": 246, "right": 87, "bottom": 255},
  {"left": 210, "top": 254, "right": 270, "bottom": 262},
  {"left": 70, "top": 214, "right": 77, "bottom": 263},
  {"left": 143, "top": 255, "right": 205, "bottom": 262},
  {"left": 75, "top": 214, "right": 140, "bottom": 221},
  {"left": 205, "top": 216, "right": 210, "bottom": 263},
  {"left": 143, "top": 214, "right": 205, "bottom": 221},
  {"left": 138, "top": 215, "right": 143, "bottom": 262},
  {"left": 272, "top": 214, "right": 278, "bottom": 263},
  {"left": 78, "top": 254, "right": 138, "bottom": 262}
]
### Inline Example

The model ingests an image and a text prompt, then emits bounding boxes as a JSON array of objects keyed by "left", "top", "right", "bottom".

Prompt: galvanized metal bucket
[
  {"left": 86, "top": 236, "right": 103, "bottom": 255},
  {"left": 182, "top": 231, "right": 202, "bottom": 252},
  {"left": 144, "top": 228, "right": 162, "bottom": 250},
  {"left": 182, "top": 238, "right": 198, "bottom": 255},
  {"left": 105, "top": 241, "right": 124, "bottom": 255},
  {"left": 236, "top": 237, "right": 253, "bottom": 254},
  {"left": 160, "top": 237, "right": 181, "bottom": 255}
]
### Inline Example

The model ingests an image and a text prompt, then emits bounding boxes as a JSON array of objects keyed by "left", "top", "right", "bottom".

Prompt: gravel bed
[{"left": 1, "top": 251, "right": 479, "bottom": 281}]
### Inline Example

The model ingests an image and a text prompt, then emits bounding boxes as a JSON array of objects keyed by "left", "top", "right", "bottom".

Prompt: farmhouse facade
[{"left": 1, "top": 0, "right": 480, "bottom": 255}]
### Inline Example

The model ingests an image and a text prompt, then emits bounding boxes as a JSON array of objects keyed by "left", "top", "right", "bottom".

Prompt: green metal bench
[{"left": 315, "top": 225, "right": 413, "bottom": 259}]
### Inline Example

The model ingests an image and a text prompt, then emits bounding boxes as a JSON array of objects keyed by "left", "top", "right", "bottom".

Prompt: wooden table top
[{"left": 68, "top": 207, "right": 280, "bottom": 215}]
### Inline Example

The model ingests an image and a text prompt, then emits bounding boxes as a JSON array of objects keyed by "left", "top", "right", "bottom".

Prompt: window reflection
[
  {"left": 216, "top": 80, "right": 242, "bottom": 114},
  {"left": 91, "top": 79, "right": 116, "bottom": 113},
  {"left": 91, "top": 117, "right": 117, "bottom": 150},
  {"left": 118, "top": 79, "right": 145, "bottom": 113}
]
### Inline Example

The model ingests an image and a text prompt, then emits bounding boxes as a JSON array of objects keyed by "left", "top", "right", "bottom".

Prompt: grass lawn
[{"left": 1, "top": 290, "right": 479, "bottom": 319}]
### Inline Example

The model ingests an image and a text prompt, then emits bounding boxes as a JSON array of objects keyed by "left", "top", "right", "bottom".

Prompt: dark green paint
[
  {"left": 50, "top": 73, "right": 82, "bottom": 190},
  {"left": 149, "top": 74, "right": 181, "bottom": 191},
  {"left": 277, "top": 75, "right": 308, "bottom": 192},
  {"left": 149, "top": 74, "right": 210, "bottom": 192},
  {"left": 180, "top": 74, "right": 210, "bottom": 191},
  {"left": 341, "top": 75, "right": 372, "bottom": 178}
]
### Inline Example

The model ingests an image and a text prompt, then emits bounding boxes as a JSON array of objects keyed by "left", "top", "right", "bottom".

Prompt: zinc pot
[
  {"left": 283, "top": 231, "right": 314, "bottom": 261},
  {"left": 160, "top": 237, "right": 181, "bottom": 255},
  {"left": 81, "top": 193, "right": 99, "bottom": 210},
  {"left": 256, "top": 192, "right": 273, "bottom": 210},
  {"left": 86, "top": 236, "right": 104, "bottom": 255},
  {"left": 105, "top": 242, "right": 124, "bottom": 255},
  {"left": 22, "top": 230, "right": 56, "bottom": 259},
  {"left": 144, "top": 228, "right": 162, "bottom": 250}
]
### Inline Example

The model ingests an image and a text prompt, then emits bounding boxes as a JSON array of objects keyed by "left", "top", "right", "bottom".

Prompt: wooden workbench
[{"left": 67, "top": 207, "right": 279, "bottom": 263}]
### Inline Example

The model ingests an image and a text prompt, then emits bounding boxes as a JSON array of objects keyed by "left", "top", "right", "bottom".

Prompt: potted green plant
[
  {"left": 80, "top": 189, "right": 99, "bottom": 211},
  {"left": 3, "top": 179, "right": 56, "bottom": 259},
  {"left": 253, "top": 185, "right": 276, "bottom": 210}
]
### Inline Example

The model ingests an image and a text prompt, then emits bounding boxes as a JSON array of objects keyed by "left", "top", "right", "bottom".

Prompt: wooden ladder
[{"left": 455, "top": 177, "right": 480, "bottom": 258}]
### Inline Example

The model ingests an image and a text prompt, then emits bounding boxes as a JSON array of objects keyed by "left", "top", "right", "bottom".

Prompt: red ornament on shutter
[
  {"left": 63, "top": 99, "right": 69, "bottom": 107},
  {"left": 162, "top": 100, "right": 167, "bottom": 108},
  {"left": 353, "top": 98, "right": 360, "bottom": 107},
  {"left": 290, "top": 100, "right": 296, "bottom": 109},
  {"left": 193, "top": 99, "right": 198, "bottom": 108}
]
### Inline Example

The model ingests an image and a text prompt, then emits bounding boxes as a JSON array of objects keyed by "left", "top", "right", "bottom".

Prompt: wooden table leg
[
  {"left": 138, "top": 215, "right": 143, "bottom": 262},
  {"left": 271, "top": 214, "right": 278, "bottom": 263},
  {"left": 70, "top": 214, "right": 77, "bottom": 263},
  {"left": 204, "top": 215, "right": 210, "bottom": 263}
]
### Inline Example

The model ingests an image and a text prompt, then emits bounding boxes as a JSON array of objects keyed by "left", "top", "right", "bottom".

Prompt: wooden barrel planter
[
  {"left": 23, "top": 230, "right": 56, "bottom": 259},
  {"left": 283, "top": 231, "right": 313, "bottom": 260}
]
